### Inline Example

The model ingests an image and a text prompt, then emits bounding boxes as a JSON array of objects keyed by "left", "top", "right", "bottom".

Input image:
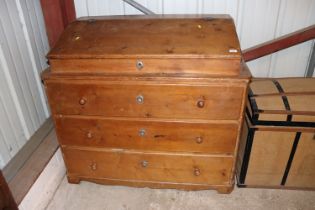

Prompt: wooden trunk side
[
  {"left": 237, "top": 115, "right": 315, "bottom": 189},
  {"left": 250, "top": 80, "right": 279, "bottom": 95},
  {"left": 286, "top": 132, "right": 315, "bottom": 188},
  {"left": 278, "top": 78, "right": 315, "bottom": 93},
  {"left": 245, "top": 130, "right": 295, "bottom": 186},
  {"left": 250, "top": 78, "right": 315, "bottom": 95}
]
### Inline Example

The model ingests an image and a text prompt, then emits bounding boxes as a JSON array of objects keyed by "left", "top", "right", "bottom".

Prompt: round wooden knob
[
  {"left": 196, "top": 136, "right": 203, "bottom": 144},
  {"left": 197, "top": 100, "right": 205, "bottom": 108},
  {"left": 141, "top": 160, "right": 148, "bottom": 168},
  {"left": 90, "top": 162, "right": 97, "bottom": 171},
  {"left": 79, "top": 98, "right": 86, "bottom": 105},
  {"left": 86, "top": 131, "right": 93, "bottom": 139},
  {"left": 194, "top": 167, "right": 201, "bottom": 176}
]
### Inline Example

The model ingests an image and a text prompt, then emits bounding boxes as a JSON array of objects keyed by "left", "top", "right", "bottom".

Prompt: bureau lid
[
  {"left": 246, "top": 78, "right": 315, "bottom": 127},
  {"left": 47, "top": 15, "right": 243, "bottom": 77}
]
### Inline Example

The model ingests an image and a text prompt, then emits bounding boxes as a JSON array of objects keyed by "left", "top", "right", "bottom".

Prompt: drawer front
[
  {"left": 46, "top": 81, "right": 244, "bottom": 120},
  {"left": 55, "top": 116, "right": 238, "bottom": 154},
  {"left": 63, "top": 148, "right": 233, "bottom": 185},
  {"left": 50, "top": 58, "right": 241, "bottom": 77}
]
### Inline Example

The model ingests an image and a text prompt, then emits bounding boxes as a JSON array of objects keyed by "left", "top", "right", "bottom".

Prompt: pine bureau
[{"left": 42, "top": 15, "right": 251, "bottom": 193}]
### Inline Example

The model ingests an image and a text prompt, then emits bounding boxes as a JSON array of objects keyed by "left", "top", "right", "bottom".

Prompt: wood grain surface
[
  {"left": 42, "top": 16, "right": 250, "bottom": 193},
  {"left": 48, "top": 16, "right": 241, "bottom": 59},
  {"left": 45, "top": 80, "right": 245, "bottom": 120},
  {"left": 63, "top": 147, "right": 233, "bottom": 185},
  {"left": 55, "top": 116, "right": 238, "bottom": 154}
]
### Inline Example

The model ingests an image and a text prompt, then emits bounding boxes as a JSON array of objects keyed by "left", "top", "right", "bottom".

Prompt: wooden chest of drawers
[{"left": 42, "top": 15, "right": 250, "bottom": 193}]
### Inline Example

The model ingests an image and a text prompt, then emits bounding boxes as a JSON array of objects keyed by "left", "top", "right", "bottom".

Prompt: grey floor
[{"left": 46, "top": 175, "right": 315, "bottom": 210}]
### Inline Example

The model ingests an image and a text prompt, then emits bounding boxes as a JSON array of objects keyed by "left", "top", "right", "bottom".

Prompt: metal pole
[
  {"left": 123, "top": 0, "right": 155, "bottom": 15},
  {"left": 306, "top": 41, "right": 315, "bottom": 77}
]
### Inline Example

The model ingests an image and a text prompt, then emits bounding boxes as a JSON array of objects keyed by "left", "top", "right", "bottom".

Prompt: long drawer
[
  {"left": 55, "top": 116, "right": 238, "bottom": 154},
  {"left": 46, "top": 80, "right": 244, "bottom": 120},
  {"left": 63, "top": 148, "right": 233, "bottom": 185}
]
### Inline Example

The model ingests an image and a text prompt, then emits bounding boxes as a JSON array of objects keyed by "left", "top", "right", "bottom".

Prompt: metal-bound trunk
[{"left": 237, "top": 78, "right": 315, "bottom": 189}]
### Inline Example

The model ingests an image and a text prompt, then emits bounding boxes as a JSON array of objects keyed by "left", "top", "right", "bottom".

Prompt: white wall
[
  {"left": 74, "top": 0, "right": 315, "bottom": 77},
  {"left": 0, "top": 0, "right": 49, "bottom": 168}
]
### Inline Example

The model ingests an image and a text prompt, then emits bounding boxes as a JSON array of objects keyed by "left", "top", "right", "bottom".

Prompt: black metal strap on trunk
[
  {"left": 272, "top": 79, "right": 292, "bottom": 122},
  {"left": 239, "top": 118, "right": 256, "bottom": 184},
  {"left": 248, "top": 88, "right": 260, "bottom": 121},
  {"left": 281, "top": 132, "right": 302, "bottom": 185}
]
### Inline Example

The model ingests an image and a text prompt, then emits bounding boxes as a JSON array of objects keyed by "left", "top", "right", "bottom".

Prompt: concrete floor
[{"left": 46, "top": 176, "right": 315, "bottom": 210}]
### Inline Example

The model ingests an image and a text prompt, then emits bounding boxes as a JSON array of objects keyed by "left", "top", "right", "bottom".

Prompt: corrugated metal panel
[
  {"left": 269, "top": 0, "right": 315, "bottom": 77},
  {"left": 74, "top": 0, "right": 315, "bottom": 78},
  {"left": 18, "top": 0, "right": 50, "bottom": 115},
  {"left": 0, "top": 1, "right": 39, "bottom": 134},
  {"left": 237, "top": 0, "right": 282, "bottom": 77},
  {"left": 0, "top": 46, "right": 26, "bottom": 168},
  {"left": 0, "top": 0, "right": 49, "bottom": 168}
]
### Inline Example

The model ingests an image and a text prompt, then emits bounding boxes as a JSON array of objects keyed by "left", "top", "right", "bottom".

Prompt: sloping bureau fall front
[{"left": 42, "top": 15, "right": 250, "bottom": 194}]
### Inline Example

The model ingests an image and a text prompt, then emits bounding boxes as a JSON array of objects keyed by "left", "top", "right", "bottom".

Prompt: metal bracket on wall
[
  {"left": 123, "top": 0, "right": 155, "bottom": 15},
  {"left": 306, "top": 41, "right": 315, "bottom": 77}
]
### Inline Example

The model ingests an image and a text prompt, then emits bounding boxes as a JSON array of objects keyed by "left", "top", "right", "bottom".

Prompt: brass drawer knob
[
  {"left": 141, "top": 160, "right": 148, "bottom": 168},
  {"left": 136, "top": 95, "right": 144, "bottom": 104},
  {"left": 136, "top": 60, "right": 144, "bottom": 70},
  {"left": 194, "top": 167, "right": 201, "bottom": 176},
  {"left": 86, "top": 131, "right": 93, "bottom": 139},
  {"left": 197, "top": 100, "right": 205, "bottom": 108},
  {"left": 90, "top": 162, "right": 97, "bottom": 171},
  {"left": 79, "top": 98, "right": 87, "bottom": 105},
  {"left": 139, "top": 128, "right": 146, "bottom": 137},
  {"left": 196, "top": 136, "right": 203, "bottom": 144}
]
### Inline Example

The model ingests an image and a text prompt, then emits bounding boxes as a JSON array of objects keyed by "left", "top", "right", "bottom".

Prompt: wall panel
[
  {"left": 269, "top": 0, "right": 315, "bottom": 77},
  {"left": 0, "top": 0, "right": 50, "bottom": 168},
  {"left": 0, "top": 1, "right": 39, "bottom": 134}
]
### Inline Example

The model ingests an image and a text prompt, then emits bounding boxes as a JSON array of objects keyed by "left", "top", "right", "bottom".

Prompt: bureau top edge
[{"left": 47, "top": 15, "right": 241, "bottom": 60}]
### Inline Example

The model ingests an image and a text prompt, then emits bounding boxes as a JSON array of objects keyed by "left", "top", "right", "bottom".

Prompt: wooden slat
[
  {"left": 8, "top": 129, "right": 59, "bottom": 205},
  {"left": 243, "top": 24, "right": 315, "bottom": 62},
  {"left": 3, "top": 118, "right": 53, "bottom": 182},
  {"left": 60, "top": 0, "right": 76, "bottom": 26},
  {"left": 0, "top": 171, "right": 18, "bottom": 210},
  {"left": 40, "top": 0, "right": 76, "bottom": 47}
]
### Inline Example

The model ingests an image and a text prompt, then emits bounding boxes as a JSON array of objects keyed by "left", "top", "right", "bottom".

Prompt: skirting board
[
  {"left": 18, "top": 148, "right": 66, "bottom": 210},
  {"left": 3, "top": 117, "right": 54, "bottom": 182}
]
